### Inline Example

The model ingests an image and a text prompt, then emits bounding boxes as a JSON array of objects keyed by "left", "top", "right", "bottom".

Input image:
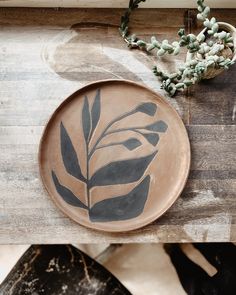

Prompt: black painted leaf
[
  {"left": 123, "top": 138, "right": 142, "bottom": 150},
  {"left": 60, "top": 122, "right": 86, "bottom": 182},
  {"left": 145, "top": 120, "right": 168, "bottom": 132},
  {"left": 89, "top": 151, "right": 157, "bottom": 187},
  {"left": 90, "top": 89, "right": 101, "bottom": 140},
  {"left": 82, "top": 95, "right": 91, "bottom": 142},
  {"left": 135, "top": 102, "right": 157, "bottom": 116},
  {"left": 89, "top": 175, "right": 150, "bottom": 222},
  {"left": 52, "top": 171, "right": 87, "bottom": 209},
  {"left": 141, "top": 132, "right": 159, "bottom": 146}
]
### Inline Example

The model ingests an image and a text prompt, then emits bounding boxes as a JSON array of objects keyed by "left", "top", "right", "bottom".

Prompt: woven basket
[{"left": 186, "top": 22, "right": 236, "bottom": 80}]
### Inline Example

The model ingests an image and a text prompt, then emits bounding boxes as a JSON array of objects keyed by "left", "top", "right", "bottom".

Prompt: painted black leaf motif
[
  {"left": 90, "top": 89, "right": 101, "bottom": 140},
  {"left": 96, "top": 138, "right": 142, "bottom": 152},
  {"left": 89, "top": 151, "right": 157, "bottom": 187},
  {"left": 52, "top": 171, "right": 87, "bottom": 209},
  {"left": 145, "top": 120, "right": 168, "bottom": 132},
  {"left": 52, "top": 90, "right": 169, "bottom": 223},
  {"left": 122, "top": 138, "right": 142, "bottom": 150},
  {"left": 89, "top": 175, "right": 150, "bottom": 222},
  {"left": 60, "top": 122, "right": 86, "bottom": 182},
  {"left": 140, "top": 132, "right": 159, "bottom": 146},
  {"left": 135, "top": 102, "right": 157, "bottom": 116},
  {"left": 82, "top": 95, "right": 91, "bottom": 142}
]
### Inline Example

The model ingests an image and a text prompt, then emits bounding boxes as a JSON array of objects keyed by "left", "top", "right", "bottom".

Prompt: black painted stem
[
  {"left": 86, "top": 140, "right": 90, "bottom": 209},
  {"left": 96, "top": 141, "right": 127, "bottom": 150},
  {"left": 88, "top": 109, "right": 137, "bottom": 159}
]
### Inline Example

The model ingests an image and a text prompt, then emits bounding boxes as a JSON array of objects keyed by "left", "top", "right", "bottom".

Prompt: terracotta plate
[{"left": 39, "top": 80, "right": 190, "bottom": 232}]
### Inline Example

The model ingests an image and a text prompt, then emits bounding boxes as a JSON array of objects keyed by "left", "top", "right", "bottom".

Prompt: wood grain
[{"left": 0, "top": 8, "right": 235, "bottom": 243}]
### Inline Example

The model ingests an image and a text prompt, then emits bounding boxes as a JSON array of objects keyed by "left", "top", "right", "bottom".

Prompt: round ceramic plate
[{"left": 39, "top": 80, "right": 190, "bottom": 232}]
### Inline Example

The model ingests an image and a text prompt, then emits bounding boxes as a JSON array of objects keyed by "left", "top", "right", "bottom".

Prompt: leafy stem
[
  {"left": 96, "top": 138, "right": 142, "bottom": 151},
  {"left": 90, "top": 119, "right": 167, "bottom": 158},
  {"left": 86, "top": 138, "right": 90, "bottom": 208},
  {"left": 88, "top": 109, "right": 138, "bottom": 159},
  {"left": 88, "top": 102, "right": 158, "bottom": 159},
  {"left": 96, "top": 141, "right": 128, "bottom": 150},
  {"left": 119, "top": 0, "right": 235, "bottom": 96}
]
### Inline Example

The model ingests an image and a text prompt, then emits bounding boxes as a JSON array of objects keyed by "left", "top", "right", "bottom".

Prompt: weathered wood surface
[{"left": 0, "top": 8, "right": 235, "bottom": 243}]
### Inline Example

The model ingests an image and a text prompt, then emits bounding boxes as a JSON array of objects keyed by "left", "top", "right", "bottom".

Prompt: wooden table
[{"left": 0, "top": 7, "right": 235, "bottom": 244}]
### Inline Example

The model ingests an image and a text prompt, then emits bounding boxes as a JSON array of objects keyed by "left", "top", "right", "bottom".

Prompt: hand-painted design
[
  {"left": 89, "top": 175, "right": 150, "bottom": 222},
  {"left": 82, "top": 95, "right": 91, "bottom": 142},
  {"left": 89, "top": 89, "right": 101, "bottom": 141},
  {"left": 60, "top": 122, "right": 86, "bottom": 183},
  {"left": 52, "top": 89, "right": 168, "bottom": 222},
  {"left": 52, "top": 171, "right": 88, "bottom": 209},
  {"left": 96, "top": 137, "right": 142, "bottom": 151},
  {"left": 136, "top": 131, "right": 159, "bottom": 146},
  {"left": 89, "top": 151, "right": 157, "bottom": 187}
]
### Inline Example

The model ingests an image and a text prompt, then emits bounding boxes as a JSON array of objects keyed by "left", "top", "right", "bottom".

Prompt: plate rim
[{"left": 38, "top": 79, "right": 191, "bottom": 232}]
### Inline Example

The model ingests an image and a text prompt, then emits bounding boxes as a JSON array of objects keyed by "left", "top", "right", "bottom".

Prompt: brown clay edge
[{"left": 38, "top": 79, "right": 191, "bottom": 233}]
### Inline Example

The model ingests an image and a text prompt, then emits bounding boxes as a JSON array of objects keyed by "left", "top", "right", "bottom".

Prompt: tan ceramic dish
[{"left": 39, "top": 80, "right": 191, "bottom": 232}]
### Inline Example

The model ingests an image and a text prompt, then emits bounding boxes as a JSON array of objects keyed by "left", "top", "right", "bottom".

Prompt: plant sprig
[{"left": 119, "top": 0, "right": 235, "bottom": 96}]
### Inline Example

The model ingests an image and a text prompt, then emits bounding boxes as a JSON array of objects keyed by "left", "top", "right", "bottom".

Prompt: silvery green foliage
[{"left": 120, "top": 0, "right": 235, "bottom": 96}]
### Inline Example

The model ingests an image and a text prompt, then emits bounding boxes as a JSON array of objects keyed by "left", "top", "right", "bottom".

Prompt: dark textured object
[
  {"left": 0, "top": 245, "right": 131, "bottom": 295},
  {"left": 39, "top": 80, "right": 190, "bottom": 232},
  {"left": 165, "top": 243, "right": 236, "bottom": 295}
]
